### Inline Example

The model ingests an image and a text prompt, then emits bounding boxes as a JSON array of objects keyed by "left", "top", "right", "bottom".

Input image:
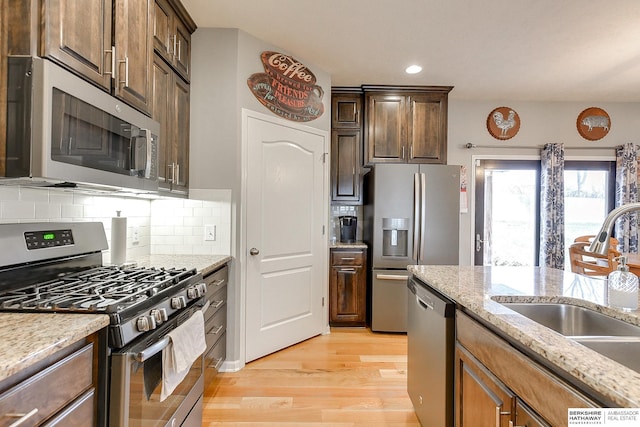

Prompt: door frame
[
  {"left": 471, "top": 155, "right": 540, "bottom": 265},
  {"left": 239, "top": 108, "right": 330, "bottom": 365}
]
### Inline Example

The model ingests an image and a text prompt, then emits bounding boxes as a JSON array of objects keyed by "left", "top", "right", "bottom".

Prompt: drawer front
[
  {"left": 42, "top": 388, "right": 95, "bottom": 427},
  {"left": 0, "top": 343, "right": 94, "bottom": 426},
  {"left": 204, "top": 332, "right": 226, "bottom": 372},
  {"left": 204, "top": 286, "right": 227, "bottom": 320},
  {"left": 204, "top": 265, "right": 228, "bottom": 296},
  {"left": 331, "top": 250, "right": 364, "bottom": 266},
  {"left": 205, "top": 306, "right": 227, "bottom": 350}
]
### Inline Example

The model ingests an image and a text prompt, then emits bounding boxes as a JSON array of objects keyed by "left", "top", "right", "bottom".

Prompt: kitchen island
[{"left": 408, "top": 265, "right": 640, "bottom": 410}]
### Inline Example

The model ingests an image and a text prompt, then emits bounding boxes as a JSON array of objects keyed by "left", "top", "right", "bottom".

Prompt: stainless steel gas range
[{"left": 0, "top": 222, "right": 206, "bottom": 427}]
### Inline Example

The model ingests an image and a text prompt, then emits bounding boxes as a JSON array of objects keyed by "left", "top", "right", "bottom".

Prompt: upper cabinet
[
  {"left": 152, "top": 0, "right": 196, "bottom": 195},
  {"left": 153, "top": 0, "right": 192, "bottom": 82},
  {"left": 41, "top": 0, "right": 154, "bottom": 115},
  {"left": 363, "top": 85, "right": 452, "bottom": 165},
  {"left": 41, "top": 0, "right": 113, "bottom": 91},
  {"left": 113, "top": 0, "right": 154, "bottom": 114},
  {"left": 331, "top": 89, "right": 364, "bottom": 205}
]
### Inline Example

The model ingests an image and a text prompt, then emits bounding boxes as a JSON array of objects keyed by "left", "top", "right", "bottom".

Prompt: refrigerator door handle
[
  {"left": 413, "top": 173, "right": 420, "bottom": 262},
  {"left": 419, "top": 172, "right": 427, "bottom": 262}
]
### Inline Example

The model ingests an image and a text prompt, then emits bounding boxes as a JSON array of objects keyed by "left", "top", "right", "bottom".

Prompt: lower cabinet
[
  {"left": 455, "top": 310, "right": 598, "bottom": 427},
  {"left": 202, "top": 263, "right": 229, "bottom": 387},
  {"left": 0, "top": 332, "right": 105, "bottom": 426},
  {"left": 329, "top": 248, "right": 367, "bottom": 326}
]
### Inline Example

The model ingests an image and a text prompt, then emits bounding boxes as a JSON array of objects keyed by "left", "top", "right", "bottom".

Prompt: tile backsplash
[
  {"left": 0, "top": 186, "right": 231, "bottom": 263},
  {"left": 330, "top": 205, "right": 363, "bottom": 243}
]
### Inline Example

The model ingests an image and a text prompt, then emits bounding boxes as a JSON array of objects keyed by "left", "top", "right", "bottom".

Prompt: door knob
[{"left": 249, "top": 248, "right": 260, "bottom": 256}]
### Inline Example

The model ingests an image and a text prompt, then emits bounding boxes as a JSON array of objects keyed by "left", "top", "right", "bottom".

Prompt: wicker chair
[{"left": 568, "top": 241, "right": 620, "bottom": 277}]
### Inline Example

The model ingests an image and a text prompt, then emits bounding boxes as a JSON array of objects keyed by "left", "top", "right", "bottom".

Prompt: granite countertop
[
  {"left": 132, "top": 254, "right": 232, "bottom": 276},
  {"left": 330, "top": 241, "right": 367, "bottom": 249},
  {"left": 408, "top": 265, "right": 640, "bottom": 408},
  {"left": 0, "top": 313, "right": 110, "bottom": 382}
]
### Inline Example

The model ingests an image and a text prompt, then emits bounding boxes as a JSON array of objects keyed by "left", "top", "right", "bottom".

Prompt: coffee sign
[{"left": 247, "top": 51, "right": 324, "bottom": 122}]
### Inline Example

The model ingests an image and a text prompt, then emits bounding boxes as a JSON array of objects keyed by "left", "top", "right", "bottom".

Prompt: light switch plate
[{"left": 204, "top": 224, "right": 216, "bottom": 241}]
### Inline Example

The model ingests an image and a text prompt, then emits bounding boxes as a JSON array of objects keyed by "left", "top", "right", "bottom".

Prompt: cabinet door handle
[
  {"left": 402, "top": 146, "right": 405, "bottom": 159},
  {"left": 105, "top": 46, "right": 115, "bottom": 76},
  {"left": 176, "top": 39, "right": 182, "bottom": 61},
  {"left": 495, "top": 406, "right": 511, "bottom": 427},
  {"left": 168, "top": 162, "right": 176, "bottom": 183},
  {"left": 339, "top": 267, "right": 356, "bottom": 272},
  {"left": 119, "top": 56, "right": 129, "bottom": 87},
  {"left": 7, "top": 408, "right": 38, "bottom": 427},
  {"left": 340, "top": 257, "right": 355, "bottom": 261},
  {"left": 211, "top": 300, "right": 224, "bottom": 309},
  {"left": 209, "top": 324, "right": 224, "bottom": 335},
  {"left": 213, "top": 279, "right": 225, "bottom": 287}
]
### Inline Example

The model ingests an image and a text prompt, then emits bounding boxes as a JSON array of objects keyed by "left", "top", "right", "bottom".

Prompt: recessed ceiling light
[{"left": 405, "top": 65, "right": 422, "bottom": 74}]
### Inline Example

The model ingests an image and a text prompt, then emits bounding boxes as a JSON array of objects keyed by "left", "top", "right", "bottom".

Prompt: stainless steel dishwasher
[{"left": 407, "top": 276, "right": 455, "bottom": 427}]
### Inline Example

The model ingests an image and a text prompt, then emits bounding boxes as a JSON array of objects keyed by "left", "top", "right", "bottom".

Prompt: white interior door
[{"left": 244, "top": 110, "right": 328, "bottom": 362}]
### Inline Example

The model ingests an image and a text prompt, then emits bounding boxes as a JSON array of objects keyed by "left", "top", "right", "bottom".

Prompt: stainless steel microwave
[{"left": 4, "top": 56, "right": 160, "bottom": 192}]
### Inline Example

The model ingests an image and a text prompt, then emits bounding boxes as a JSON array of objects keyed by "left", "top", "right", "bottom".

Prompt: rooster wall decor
[{"left": 487, "top": 107, "right": 520, "bottom": 140}]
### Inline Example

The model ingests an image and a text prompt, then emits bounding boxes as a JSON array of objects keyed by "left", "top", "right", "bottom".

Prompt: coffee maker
[{"left": 339, "top": 216, "right": 357, "bottom": 243}]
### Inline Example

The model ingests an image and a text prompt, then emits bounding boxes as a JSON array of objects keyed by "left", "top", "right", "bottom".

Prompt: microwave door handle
[{"left": 142, "top": 128, "right": 152, "bottom": 179}]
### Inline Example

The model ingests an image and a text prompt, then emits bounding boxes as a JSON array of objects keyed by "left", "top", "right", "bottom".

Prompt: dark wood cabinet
[
  {"left": 329, "top": 248, "right": 367, "bottom": 326},
  {"left": 151, "top": 0, "right": 195, "bottom": 196},
  {"left": 41, "top": 0, "right": 113, "bottom": 91},
  {"left": 152, "top": 54, "right": 190, "bottom": 195},
  {"left": 456, "top": 311, "right": 596, "bottom": 427},
  {"left": 0, "top": 333, "right": 104, "bottom": 426},
  {"left": 331, "top": 89, "right": 364, "bottom": 205},
  {"left": 153, "top": 0, "right": 193, "bottom": 82},
  {"left": 113, "top": 0, "right": 154, "bottom": 114},
  {"left": 363, "top": 85, "right": 452, "bottom": 165},
  {"left": 455, "top": 345, "right": 515, "bottom": 427}
]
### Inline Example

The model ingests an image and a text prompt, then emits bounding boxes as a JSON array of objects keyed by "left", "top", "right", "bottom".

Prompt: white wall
[
  {"left": 447, "top": 99, "right": 640, "bottom": 265},
  {"left": 189, "top": 28, "right": 332, "bottom": 368}
]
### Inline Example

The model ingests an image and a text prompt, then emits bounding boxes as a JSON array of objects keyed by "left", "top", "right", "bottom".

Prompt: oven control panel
[{"left": 24, "top": 229, "right": 75, "bottom": 250}]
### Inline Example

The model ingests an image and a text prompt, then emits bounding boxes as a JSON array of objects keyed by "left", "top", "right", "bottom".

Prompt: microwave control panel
[{"left": 24, "top": 229, "right": 75, "bottom": 250}]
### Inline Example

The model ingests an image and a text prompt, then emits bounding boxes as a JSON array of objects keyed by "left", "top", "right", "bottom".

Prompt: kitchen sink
[
  {"left": 574, "top": 337, "right": 640, "bottom": 373},
  {"left": 500, "top": 302, "right": 640, "bottom": 373},
  {"left": 500, "top": 302, "right": 640, "bottom": 337}
]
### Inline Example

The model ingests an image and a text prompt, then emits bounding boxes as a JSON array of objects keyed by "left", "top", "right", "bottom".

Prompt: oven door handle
[{"left": 135, "top": 336, "right": 170, "bottom": 362}]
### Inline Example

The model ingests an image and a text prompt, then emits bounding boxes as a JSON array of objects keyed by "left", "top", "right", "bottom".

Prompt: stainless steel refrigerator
[{"left": 364, "top": 163, "right": 460, "bottom": 332}]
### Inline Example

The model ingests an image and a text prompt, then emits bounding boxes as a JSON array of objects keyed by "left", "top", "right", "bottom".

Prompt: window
[{"left": 474, "top": 159, "right": 614, "bottom": 267}]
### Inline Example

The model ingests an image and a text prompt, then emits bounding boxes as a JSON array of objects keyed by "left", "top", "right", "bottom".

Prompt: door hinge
[
  {"left": 322, "top": 225, "right": 325, "bottom": 235},
  {"left": 322, "top": 297, "right": 325, "bottom": 307},
  {"left": 323, "top": 152, "right": 328, "bottom": 163}
]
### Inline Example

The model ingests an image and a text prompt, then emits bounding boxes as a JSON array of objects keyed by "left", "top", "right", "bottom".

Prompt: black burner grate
[{"left": 0, "top": 266, "right": 196, "bottom": 313}]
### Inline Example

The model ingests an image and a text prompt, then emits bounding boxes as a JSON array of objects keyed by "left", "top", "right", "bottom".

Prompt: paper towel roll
[{"left": 111, "top": 211, "right": 127, "bottom": 266}]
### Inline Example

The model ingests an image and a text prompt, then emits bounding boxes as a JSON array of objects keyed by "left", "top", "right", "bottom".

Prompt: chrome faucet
[{"left": 589, "top": 202, "right": 640, "bottom": 255}]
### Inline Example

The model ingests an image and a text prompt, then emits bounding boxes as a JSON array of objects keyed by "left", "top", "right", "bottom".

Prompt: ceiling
[{"left": 181, "top": 0, "right": 640, "bottom": 102}]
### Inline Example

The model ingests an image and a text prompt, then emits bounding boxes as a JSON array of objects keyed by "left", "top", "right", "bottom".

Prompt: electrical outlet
[
  {"left": 131, "top": 227, "right": 140, "bottom": 244},
  {"left": 204, "top": 225, "right": 216, "bottom": 241}
]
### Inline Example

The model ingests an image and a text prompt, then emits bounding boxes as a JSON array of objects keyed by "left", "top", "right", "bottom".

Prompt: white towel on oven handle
[{"left": 161, "top": 309, "right": 206, "bottom": 401}]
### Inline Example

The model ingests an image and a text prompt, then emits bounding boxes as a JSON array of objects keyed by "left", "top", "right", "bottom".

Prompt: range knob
[
  {"left": 171, "top": 296, "right": 187, "bottom": 309},
  {"left": 187, "top": 286, "right": 200, "bottom": 299},
  {"left": 150, "top": 308, "right": 168, "bottom": 324},
  {"left": 136, "top": 315, "right": 157, "bottom": 332}
]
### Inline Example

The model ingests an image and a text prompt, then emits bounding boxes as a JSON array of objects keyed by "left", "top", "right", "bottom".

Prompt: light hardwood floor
[{"left": 202, "top": 328, "right": 420, "bottom": 426}]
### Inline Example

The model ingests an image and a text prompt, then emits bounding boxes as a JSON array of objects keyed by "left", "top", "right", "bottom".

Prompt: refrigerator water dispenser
[{"left": 382, "top": 218, "right": 409, "bottom": 257}]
